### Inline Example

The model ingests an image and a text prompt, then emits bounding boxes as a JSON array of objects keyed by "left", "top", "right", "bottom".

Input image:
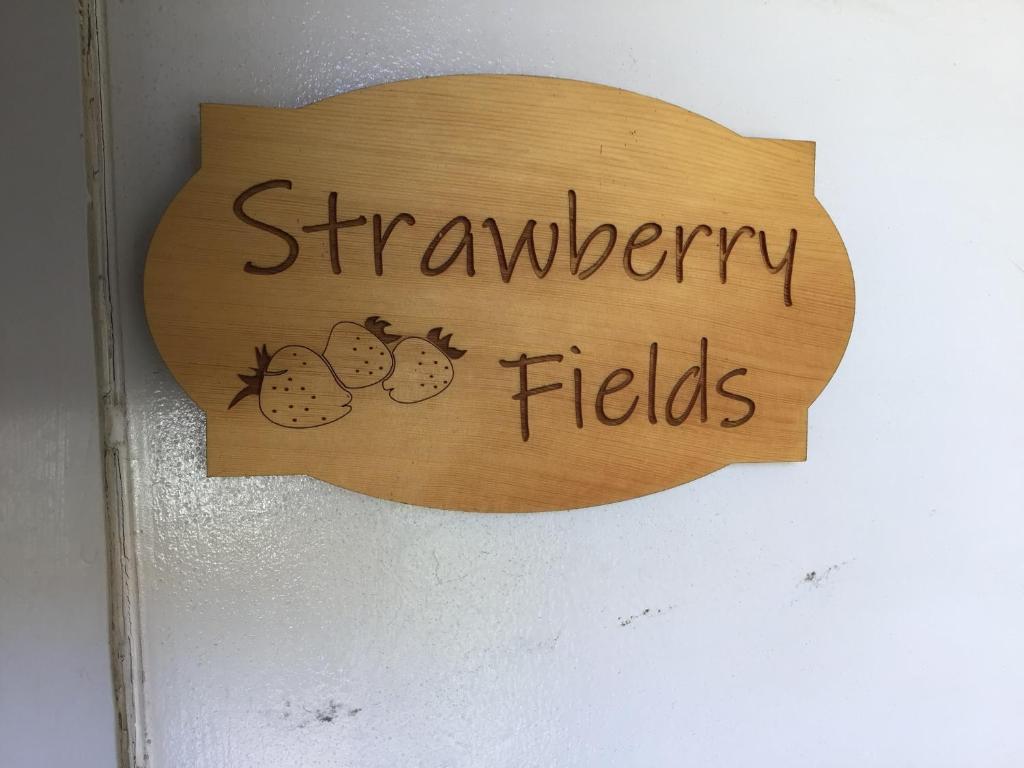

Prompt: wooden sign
[{"left": 145, "top": 75, "right": 854, "bottom": 512}]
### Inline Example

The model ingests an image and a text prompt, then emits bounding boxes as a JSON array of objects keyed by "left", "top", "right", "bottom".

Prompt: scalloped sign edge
[{"left": 144, "top": 75, "right": 855, "bottom": 512}]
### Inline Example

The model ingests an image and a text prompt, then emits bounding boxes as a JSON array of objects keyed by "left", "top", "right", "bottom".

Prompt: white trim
[{"left": 78, "top": 1, "right": 147, "bottom": 766}]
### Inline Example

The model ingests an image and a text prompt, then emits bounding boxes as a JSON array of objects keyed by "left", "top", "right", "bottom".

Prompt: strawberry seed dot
[
  {"left": 352, "top": 347, "right": 357, "bottom": 351},
  {"left": 311, "top": 395, "right": 316, "bottom": 399},
  {"left": 292, "top": 418, "right": 297, "bottom": 422},
  {"left": 304, "top": 407, "right": 309, "bottom": 411},
  {"left": 284, "top": 387, "right": 289, "bottom": 392}
]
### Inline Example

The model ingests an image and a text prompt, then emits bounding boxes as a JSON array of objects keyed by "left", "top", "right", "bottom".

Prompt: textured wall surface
[
  {"left": 0, "top": 2, "right": 118, "bottom": 767},
  {"left": 104, "top": 1, "right": 1023, "bottom": 766}
]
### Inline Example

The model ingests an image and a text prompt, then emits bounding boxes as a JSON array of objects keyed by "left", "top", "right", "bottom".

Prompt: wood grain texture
[{"left": 144, "top": 75, "right": 854, "bottom": 512}]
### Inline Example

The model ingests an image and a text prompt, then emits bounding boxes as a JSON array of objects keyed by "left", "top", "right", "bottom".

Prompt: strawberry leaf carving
[
  {"left": 364, "top": 316, "right": 402, "bottom": 345},
  {"left": 425, "top": 327, "right": 466, "bottom": 359},
  {"left": 229, "top": 344, "right": 281, "bottom": 408}
]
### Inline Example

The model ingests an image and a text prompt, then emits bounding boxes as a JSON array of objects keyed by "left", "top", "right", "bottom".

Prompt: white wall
[
  {"left": 103, "top": 1, "right": 1023, "bottom": 766},
  {"left": 0, "top": 2, "right": 118, "bottom": 767}
]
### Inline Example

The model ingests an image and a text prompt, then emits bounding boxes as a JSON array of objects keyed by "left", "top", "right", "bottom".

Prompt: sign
[{"left": 145, "top": 75, "right": 855, "bottom": 512}]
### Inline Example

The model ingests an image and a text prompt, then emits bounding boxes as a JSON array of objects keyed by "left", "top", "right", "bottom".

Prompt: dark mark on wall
[
  {"left": 315, "top": 700, "right": 340, "bottom": 723},
  {"left": 801, "top": 561, "right": 850, "bottom": 588},
  {"left": 788, "top": 561, "right": 854, "bottom": 607},
  {"left": 280, "top": 698, "right": 362, "bottom": 728},
  {"left": 618, "top": 605, "right": 675, "bottom": 627}
]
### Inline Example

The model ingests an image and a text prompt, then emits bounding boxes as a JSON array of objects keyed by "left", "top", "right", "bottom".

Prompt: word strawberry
[
  {"left": 322, "top": 316, "right": 400, "bottom": 388},
  {"left": 383, "top": 327, "right": 465, "bottom": 403},
  {"left": 229, "top": 344, "right": 352, "bottom": 427}
]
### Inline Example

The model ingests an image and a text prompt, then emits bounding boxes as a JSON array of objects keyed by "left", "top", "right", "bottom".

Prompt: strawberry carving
[
  {"left": 229, "top": 344, "right": 352, "bottom": 427},
  {"left": 383, "top": 327, "right": 466, "bottom": 403},
  {"left": 322, "top": 316, "right": 400, "bottom": 388}
]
